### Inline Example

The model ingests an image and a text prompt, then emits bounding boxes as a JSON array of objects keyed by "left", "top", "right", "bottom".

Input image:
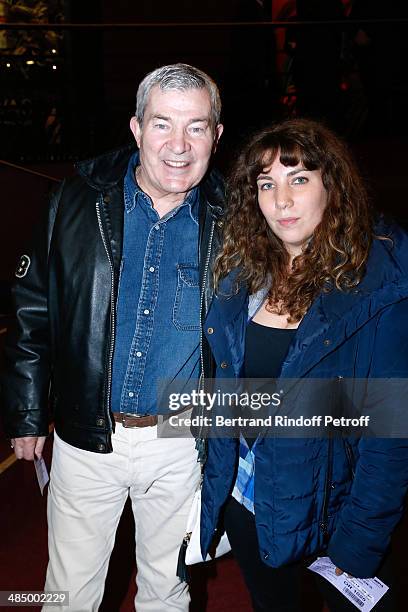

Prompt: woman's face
[{"left": 256, "top": 154, "right": 327, "bottom": 258}]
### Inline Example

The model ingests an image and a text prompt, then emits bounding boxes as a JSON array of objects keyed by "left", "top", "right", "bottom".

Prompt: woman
[{"left": 200, "top": 119, "right": 408, "bottom": 611}]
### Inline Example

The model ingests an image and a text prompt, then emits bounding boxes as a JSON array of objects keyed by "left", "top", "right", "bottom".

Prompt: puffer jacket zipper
[{"left": 320, "top": 436, "right": 334, "bottom": 539}]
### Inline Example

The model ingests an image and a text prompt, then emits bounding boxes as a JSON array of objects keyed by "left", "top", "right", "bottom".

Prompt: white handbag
[{"left": 177, "top": 486, "right": 231, "bottom": 581}]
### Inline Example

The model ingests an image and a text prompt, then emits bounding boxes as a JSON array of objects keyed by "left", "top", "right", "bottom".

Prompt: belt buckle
[{"left": 121, "top": 413, "right": 147, "bottom": 428}]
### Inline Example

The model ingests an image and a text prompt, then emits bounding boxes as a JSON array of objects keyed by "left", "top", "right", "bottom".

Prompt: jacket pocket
[{"left": 172, "top": 264, "right": 200, "bottom": 331}]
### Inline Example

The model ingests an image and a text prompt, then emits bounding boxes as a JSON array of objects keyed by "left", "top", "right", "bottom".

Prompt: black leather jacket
[{"left": 1, "top": 146, "right": 224, "bottom": 452}]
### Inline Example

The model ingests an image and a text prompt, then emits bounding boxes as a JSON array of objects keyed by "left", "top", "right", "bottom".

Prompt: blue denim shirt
[{"left": 111, "top": 152, "right": 200, "bottom": 415}]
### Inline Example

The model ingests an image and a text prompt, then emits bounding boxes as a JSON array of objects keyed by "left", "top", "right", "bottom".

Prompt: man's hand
[
  {"left": 335, "top": 567, "right": 344, "bottom": 576},
  {"left": 11, "top": 436, "right": 47, "bottom": 461}
]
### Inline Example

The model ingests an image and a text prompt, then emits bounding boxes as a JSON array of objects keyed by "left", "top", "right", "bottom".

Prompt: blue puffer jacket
[{"left": 200, "top": 223, "right": 408, "bottom": 578}]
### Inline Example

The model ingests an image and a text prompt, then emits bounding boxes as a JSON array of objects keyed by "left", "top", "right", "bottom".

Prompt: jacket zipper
[
  {"left": 199, "top": 219, "right": 215, "bottom": 389},
  {"left": 96, "top": 197, "right": 116, "bottom": 428},
  {"left": 196, "top": 219, "right": 215, "bottom": 457},
  {"left": 320, "top": 436, "right": 333, "bottom": 539}
]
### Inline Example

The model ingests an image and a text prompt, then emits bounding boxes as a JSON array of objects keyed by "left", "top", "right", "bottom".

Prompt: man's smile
[{"left": 163, "top": 160, "right": 190, "bottom": 168}]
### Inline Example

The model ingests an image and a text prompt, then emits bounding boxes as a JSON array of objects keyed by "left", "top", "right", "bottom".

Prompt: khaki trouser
[{"left": 44, "top": 426, "right": 200, "bottom": 612}]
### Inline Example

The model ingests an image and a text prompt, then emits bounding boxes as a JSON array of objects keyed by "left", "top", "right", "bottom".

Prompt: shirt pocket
[{"left": 172, "top": 263, "right": 200, "bottom": 331}]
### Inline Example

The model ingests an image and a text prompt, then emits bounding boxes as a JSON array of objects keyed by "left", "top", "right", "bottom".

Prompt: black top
[
  {"left": 243, "top": 321, "right": 297, "bottom": 447},
  {"left": 244, "top": 320, "right": 296, "bottom": 379}
]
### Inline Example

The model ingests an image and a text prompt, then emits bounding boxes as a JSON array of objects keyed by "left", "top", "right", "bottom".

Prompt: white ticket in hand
[
  {"left": 308, "top": 557, "right": 389, "bottom": 611},
  {"left": 34, "top": 456, "right": 49, "bottom": 495}
]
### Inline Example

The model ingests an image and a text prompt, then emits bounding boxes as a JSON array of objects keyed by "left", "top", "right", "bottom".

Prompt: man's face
[{"left": 130, "top": 86, "right": 223, "bottom": 203}]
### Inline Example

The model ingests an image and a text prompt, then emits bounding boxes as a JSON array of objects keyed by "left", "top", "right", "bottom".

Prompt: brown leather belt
[
  {"left": 112, "top": 405, "right": 192, "bottom": 429},
  {"left": 112, "top": 412, "right": 158, "bottom": 428}
]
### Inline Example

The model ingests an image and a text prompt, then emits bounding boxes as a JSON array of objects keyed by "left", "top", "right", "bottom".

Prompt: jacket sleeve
[
  {"left": 328, "top": 299, "right": 408, "bottom": 577},
  {"left": 0, "top": 182, "right": 63, "bottom": 438}
]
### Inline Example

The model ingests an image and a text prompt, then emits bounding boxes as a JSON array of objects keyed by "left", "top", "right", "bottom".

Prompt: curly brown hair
[{"left": 214, "top": 118, "right": 373, "bottom": 322}]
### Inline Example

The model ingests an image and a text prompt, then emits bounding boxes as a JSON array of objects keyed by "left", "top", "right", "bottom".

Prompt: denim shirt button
[
  {"left": 207, "top": 327, "right": 214, "bottom": 334},
  {"left": 221, "top": 361, "right": 228, "bottom": 369}
]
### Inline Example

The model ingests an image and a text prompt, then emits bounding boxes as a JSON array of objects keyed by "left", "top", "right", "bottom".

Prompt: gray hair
[{"left": 135, "top": 63, "right": 221, "bottom": 130}]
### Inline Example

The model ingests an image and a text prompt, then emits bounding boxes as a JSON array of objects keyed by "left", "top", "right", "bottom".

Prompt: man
[{"left": 1, "top": 63, "right": 224, "bottom": 611}]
